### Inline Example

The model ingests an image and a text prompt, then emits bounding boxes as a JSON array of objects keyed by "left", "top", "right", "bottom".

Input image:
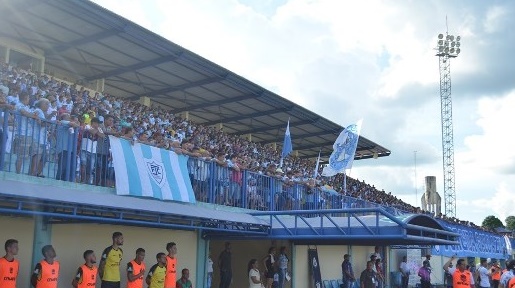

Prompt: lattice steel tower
[{"left": 435, "top": 32, "right": 461, "bottom": 217}]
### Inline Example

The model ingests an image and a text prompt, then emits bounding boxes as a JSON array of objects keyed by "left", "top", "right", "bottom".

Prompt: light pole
[{"left": 436, "top": 32, "right": 461, "bottom": 217}]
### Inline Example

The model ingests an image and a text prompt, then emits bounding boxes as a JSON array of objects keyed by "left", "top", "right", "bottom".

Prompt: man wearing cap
[{"left": 342, "top": 254, "right": 355, "bottom": 288}]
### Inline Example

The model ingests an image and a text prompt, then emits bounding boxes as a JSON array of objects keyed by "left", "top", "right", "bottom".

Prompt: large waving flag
[
  {"left": 281, "top": 119, "right": 293, "bottom": 158},
  {"left": 109, "top": 136, "right": 196, "bottom": 203},
  {"left": 322, "top": 120, "right": 362, "bottom": 177}
]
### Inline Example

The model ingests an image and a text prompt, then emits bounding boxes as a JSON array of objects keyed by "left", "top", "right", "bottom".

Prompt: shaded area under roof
[{"left": 0, "top": 0, "right": 391, "bottom": 159}]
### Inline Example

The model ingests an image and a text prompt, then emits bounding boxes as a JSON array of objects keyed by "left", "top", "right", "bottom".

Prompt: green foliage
[
  {"left": 481, "top": 215, "right": 505, "bottom": 230},
  {"left": 505, "top": 216, "right": 515, "bottom": 231}
]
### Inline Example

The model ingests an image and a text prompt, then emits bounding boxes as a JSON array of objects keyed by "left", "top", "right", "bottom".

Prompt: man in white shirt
[
  {"left": 400, "top": 256, "right": 410, "bottom": 288},
  {"left": 476, "top": 259, "right": 490, "bottom": 288}
]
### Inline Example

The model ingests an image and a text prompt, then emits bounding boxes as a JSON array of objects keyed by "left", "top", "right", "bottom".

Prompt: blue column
[
  {"left": 196, "top": 230, "right": 208, "bottom": 288},
  {"left": 31, "top": 216, "right": 52, "bottom": 271}
]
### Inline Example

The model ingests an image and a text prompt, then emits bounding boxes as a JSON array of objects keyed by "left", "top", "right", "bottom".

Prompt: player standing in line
[
  {"left": 72, "top": 250, "right": 98, "bottom": 288},
  {"left": 99, "top": 232, "right": 124, "bottom": 288},
  {"left": 31, "top": 245, "right": 60, "bottom": 288},
  {"left": 165, "top": 242, "right": 178, "bottom": 288},
  {"left": 0, "top": 239, "right": 19, "bottom": 288},
  {"left": 127, "top": 248, "right": 146, "bottom": 288},
  {"left": 147, "top": 253, "right": 167, "bottom": 288}
]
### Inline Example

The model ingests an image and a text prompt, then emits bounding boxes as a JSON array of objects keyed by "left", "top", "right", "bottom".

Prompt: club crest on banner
[{"left": 145, "top": 159, "right": 166, "bottom": 187}]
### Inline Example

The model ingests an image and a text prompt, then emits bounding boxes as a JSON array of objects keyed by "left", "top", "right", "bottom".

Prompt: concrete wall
[
  {"left": 1, "top": 216, "right": 35, "bottom": 288},
  {"left": 51, "top": 223, "right": 197, "bottom": 288}
]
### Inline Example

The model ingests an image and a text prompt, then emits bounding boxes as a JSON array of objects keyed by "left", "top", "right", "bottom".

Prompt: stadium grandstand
[{"left": 0, "top": 1, "right": 513, "bottom": 288}]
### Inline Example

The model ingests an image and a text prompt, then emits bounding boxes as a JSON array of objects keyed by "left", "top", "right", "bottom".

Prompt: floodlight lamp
[
  {"left": 451, "top": 42, "right": 455, "bottom": 47},
  {"left": 438, "top": 34, "right": 444, "bottom": 39},
  {"left": 438, "top": 40, "right": 444, "bottom": 45},
  {"left": 444, "top": 41, "right": 449, "bottom": 47},
  {"left": 456, "top": 42, "right": 460, "bottom": 48},
  {"left": 446, "top": 35, "right": 451, "bottom": 40},
  {"left": 456, "top": 48, "right": 460, "bottom": 54},
  {"left": 439, "top": 46, "right": 444, "bottom": 52},
  {"left": 444, "top": 47, "right": 449, "bottom": 53},
  {"left": 450, "top": 48, "right": 455, "bottom": 53},
  {"left": 450, "top": 35, "right": 454, "bottom": 41},
  {"left": 456, "top": 36, "right": 461, "bottom": 41}
]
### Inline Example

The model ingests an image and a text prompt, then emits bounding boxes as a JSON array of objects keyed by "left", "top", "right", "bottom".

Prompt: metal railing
[{"left": 0, "top": 108, "right": 409, "bottom": 215}]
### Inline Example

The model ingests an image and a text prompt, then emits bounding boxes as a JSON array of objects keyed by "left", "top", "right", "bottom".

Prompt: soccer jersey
[
  {"left": 0, "top": 257, "right": 19, "bottom": 288},
  {"left": 101, "top": 246, "right": 123, "bottom": 282},
  {"left": 127, "top": 260, "right": 146, "bottom": 288},
  {"left": 75, "top": 264, "right": 98, "bottom": 288},
  {"left": 148, "top": 264, "right": 167, "bottom": 288},
  {"left": 165, "top": 256, "right": 177, "bottom": 288},
  {"left": 33, "top": 260, "right": 60, "bottom": 288}
]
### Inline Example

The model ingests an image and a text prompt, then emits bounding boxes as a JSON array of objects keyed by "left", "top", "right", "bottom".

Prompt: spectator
[
  {"left": 360, "top": 261, "right": 378, "bottom": 288},
  {"left": 55, "top": 113, "right": 79, "bottom": 181},
  {"left": 176, "top": 268, "right": 193, "bottom": 288},
  {"left": 342, "top": 254, "right": 355, "bottom": 288},
  {"left": 400, "top": 256, "right": 410, "bottom": 288}
]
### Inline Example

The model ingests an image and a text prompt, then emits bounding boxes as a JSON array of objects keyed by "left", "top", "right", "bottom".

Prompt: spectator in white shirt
[{"left": 476, "top": 259, "right": 490, "bottom": 288}]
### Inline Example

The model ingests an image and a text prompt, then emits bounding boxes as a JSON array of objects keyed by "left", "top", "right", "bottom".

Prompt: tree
[
  {"left": 482, "top": 215, "right": 505, "bottom": 230},
  {"left": 506, "top": 216, "right": 515, "bottom": 231}
]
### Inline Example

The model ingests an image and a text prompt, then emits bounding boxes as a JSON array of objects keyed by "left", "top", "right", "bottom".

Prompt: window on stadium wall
[{"left": 432, "top": 221, "right": 511, "bottom": 259}]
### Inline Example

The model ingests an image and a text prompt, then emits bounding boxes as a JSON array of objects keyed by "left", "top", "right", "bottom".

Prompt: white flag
[{"left": 322, "top": 120, "right": 362, "bottom": 177}]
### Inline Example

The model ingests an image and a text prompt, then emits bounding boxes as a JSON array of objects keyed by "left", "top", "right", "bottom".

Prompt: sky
[{"left": 91, "top": 0, "right": 515, "bottom": 226}]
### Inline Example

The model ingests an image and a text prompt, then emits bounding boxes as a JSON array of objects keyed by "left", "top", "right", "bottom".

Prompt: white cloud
[
  {"left": 89, "top": 0, "right": 515, "bottom": 225},
  {"left": 483, "top": 6, "right": 507, "bottom": 34}
]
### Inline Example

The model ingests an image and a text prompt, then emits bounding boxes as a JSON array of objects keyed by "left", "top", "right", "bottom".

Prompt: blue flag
[
  {"left": 281, "top": 120, "right": 293, "bottom": 158},
  {"left": 322, "top": 120, "right": 362, "bottom": 177}
]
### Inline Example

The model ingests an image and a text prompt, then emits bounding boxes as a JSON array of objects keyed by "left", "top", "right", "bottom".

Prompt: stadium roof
[{"left": 0, "top": 0, "right": 391, "bottom": 159}]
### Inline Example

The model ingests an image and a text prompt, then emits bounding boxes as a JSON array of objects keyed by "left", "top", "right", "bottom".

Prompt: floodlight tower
[{"left": 435, "top": 32, "right": 461, "bottom": 217}]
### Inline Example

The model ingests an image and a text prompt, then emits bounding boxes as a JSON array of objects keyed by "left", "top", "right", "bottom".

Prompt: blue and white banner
[
  {"left": 281, "top": 119, "right": 293, "bottom": 158},
  {"left": 109, "top": 136, "right": 196, "bottom": 203},
  {"left": 431, "top": 220, "right": 510, "bottom": 259},
  {"left": 322, "top": 119, "right": 362, "bottom": 177}
]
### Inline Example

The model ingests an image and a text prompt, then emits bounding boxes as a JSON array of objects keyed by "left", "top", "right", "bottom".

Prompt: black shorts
[{"left": 101, "top": 281, "right": 120, "bottom": 288}]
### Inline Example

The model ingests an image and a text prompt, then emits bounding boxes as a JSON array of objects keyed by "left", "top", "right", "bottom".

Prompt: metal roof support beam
[
  {"left": 172, "top": 93, "right": 258, "bottom": 114},
  {"left": 142, "top": 76, "right": 222, "bottom": 98},
  {"left": 84, "top": 54, "right": 178, "bottom": 81},
  {"left": 202, "top": 107, "right": 292, "bottom": 126},
  {"left": 47, "top": 29, "right": 122, "bottom": 55},
  {"left": 236, "top": 119, "right": 318, "bottom": 135},
  {"left": 258, "top": 129, "right": 340, "bottom": 144}
]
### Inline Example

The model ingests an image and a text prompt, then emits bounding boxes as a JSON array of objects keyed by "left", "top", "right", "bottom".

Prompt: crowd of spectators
[{"left": 0, "top": 61, "right": 487, "bottom": 230}]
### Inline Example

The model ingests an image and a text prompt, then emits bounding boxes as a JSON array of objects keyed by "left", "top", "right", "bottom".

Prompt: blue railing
[{"left": 0, "top": 108, "right": 408, "bottom": 215}]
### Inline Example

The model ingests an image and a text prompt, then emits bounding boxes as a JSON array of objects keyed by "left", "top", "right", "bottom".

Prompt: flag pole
[
  {"left": 314, "top": 149, "right": 321, "bottom": 178},
  {"left": 344, "top": 170, "right": 347, "bottom": 194}
]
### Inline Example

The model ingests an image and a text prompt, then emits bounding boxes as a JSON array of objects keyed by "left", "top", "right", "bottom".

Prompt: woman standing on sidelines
[
  {"left": 263, "top": 247, "right": 276, "bottom": 288},
  {"left": 278, "top": 246, "right": 289, "bottom": 288},
  {"left": 248, "top": 259, "right": 263, "bottom": 288}
]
